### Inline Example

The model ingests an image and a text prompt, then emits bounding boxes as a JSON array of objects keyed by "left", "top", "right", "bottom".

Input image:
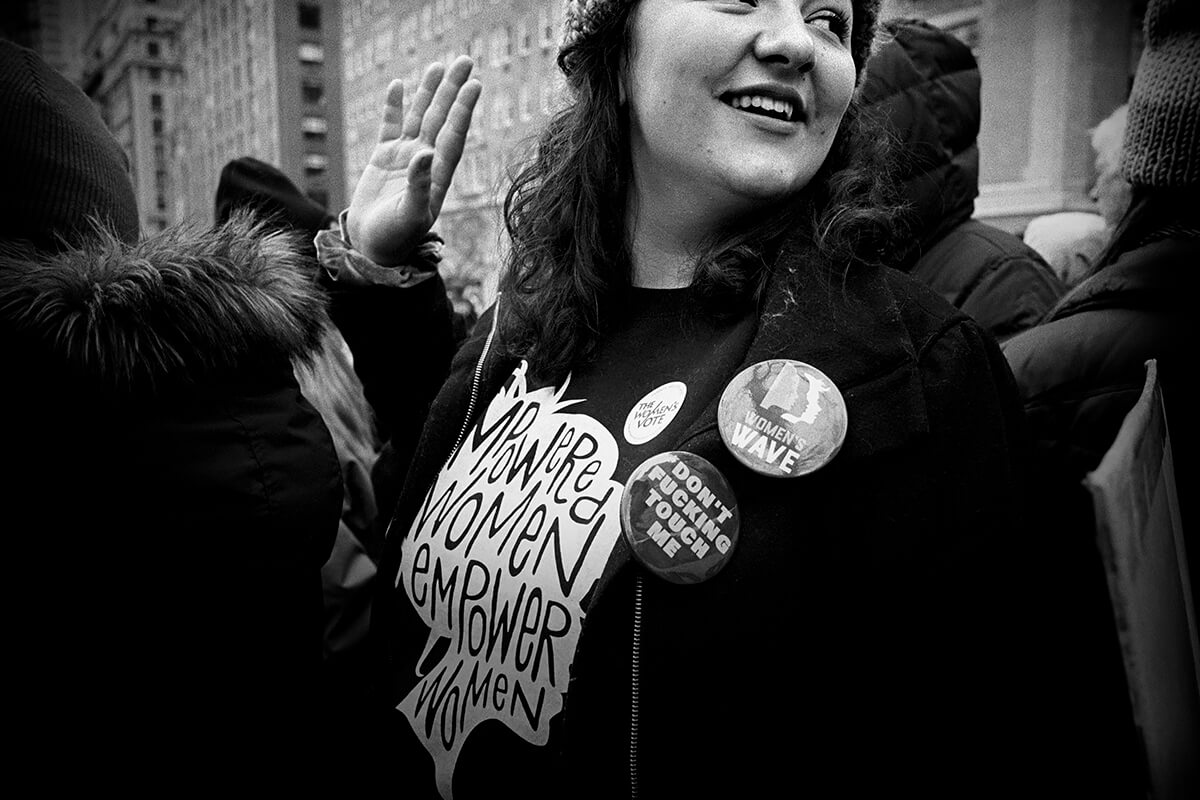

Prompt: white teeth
[{"left": 728, "top": 93, "right": 795, "bottom": 121}]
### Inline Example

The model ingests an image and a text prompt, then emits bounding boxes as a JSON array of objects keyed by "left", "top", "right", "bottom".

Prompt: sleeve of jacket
[
  {"left": 959, "top": 251, "right": 1066, "bottom": 343},
  {"left": 324, "top": 273, "right": 457, "bottom": 527}
]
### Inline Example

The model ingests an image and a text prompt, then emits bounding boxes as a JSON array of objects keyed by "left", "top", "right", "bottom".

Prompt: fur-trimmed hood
[{"left": 0, "top": 211, "right": 330, "bottom": 395}]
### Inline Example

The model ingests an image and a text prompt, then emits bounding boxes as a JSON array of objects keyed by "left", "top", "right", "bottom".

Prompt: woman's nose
[{"left": 752, "top": 10, "right": 816, "bottom": 73}]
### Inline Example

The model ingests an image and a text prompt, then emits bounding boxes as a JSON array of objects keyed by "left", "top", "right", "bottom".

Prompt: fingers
[
  {"left": 430, "top": 78, "right": 483, "bottom": 214},
  {"left": 376, "top": 79, "right": 407, "bottom": 143},
  {"left": 418, "top": 55, "right": 476, "bottom": 145},
  {"left": 401, "top": 62, "right": 445, "bottom": 140}
]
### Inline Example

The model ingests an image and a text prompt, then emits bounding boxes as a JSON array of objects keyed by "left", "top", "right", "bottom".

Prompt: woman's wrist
[{"left": 314, "top": 210, "right": 443, "bottom": 289}]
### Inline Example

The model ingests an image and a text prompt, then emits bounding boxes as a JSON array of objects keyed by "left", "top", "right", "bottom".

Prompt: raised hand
[{"left": 346, "top": 55, "right": 482, "bottom": 267}]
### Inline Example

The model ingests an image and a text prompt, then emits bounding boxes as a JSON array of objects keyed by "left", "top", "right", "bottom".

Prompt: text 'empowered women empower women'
[{"left": 398, "top": 362, "right": 623, "bottom": 795}]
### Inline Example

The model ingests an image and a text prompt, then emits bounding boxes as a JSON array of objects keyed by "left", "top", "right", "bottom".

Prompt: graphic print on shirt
[{"left": 397, "top": 361, "right": 624, "bottom": 799}]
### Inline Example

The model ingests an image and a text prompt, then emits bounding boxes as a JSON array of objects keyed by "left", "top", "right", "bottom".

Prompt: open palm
[{"left": 346, "top": 56, "right": 482, "bottom": 266}]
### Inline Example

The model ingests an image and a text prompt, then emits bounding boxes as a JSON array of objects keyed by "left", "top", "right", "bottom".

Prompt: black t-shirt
[
  {"left": 553, "top": 285, "right": 756, "bottom": 482},
  {"left": 390, "top": 286, "right": 755, "bottom": 797}
]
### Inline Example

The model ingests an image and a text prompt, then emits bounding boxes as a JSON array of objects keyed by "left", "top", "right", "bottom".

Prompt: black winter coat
[
  {"left": 0, "top": 216, "right": 342, "bottom": 789},
  {"left": 343, "top": 233, "right": 1053, "bottom": 798},
  {"left": 1003, "top": 231, "right": 1200, "bottom": 798},
  {"left": 860, "top": 18, "right": 1064, "bottom": 342}
]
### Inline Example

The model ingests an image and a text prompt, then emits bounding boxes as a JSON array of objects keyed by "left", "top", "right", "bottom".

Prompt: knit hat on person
[
  {"left": 559, "top": 0, "right": 883, "bottom": 84},
  {"left": 1121, "top": 0, "right": 1200, "bottom": 187},
  {"left": 214, "top": 156, "right": 334, "bottom": 236},
  {"left": 0, "top": 39, "right": 139, "bottom": 252}
]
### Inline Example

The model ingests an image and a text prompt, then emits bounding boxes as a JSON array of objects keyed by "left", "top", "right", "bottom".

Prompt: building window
[
  {"left": 298, "top": 2, "right": 321, "bottom": 30},
  {"left": 301, "top": 80, "right": 323, "bottom": 104},
  {"left": 152, "top": 117, "right": 163, "bottom": 134},
  {"left": 538, "top": 7, "right": 554, "bottom": 49},
  {"left": 150, "top": 92, "right": 162, "bottom": 110},
  {"left": 304, "top": 153, "right": 328, "bottom": 177},
  {"left": 146, "top": 17, "right": 158, "bottom": 31},
  {"left": 518, "top": 19, "right": 530, "bottom": 55},
  {"left": 518, "top": 84, "right": 532, "bottom": 122},
  {"left": 298, "top": 42, "right": 324, "bottom": 63},
  {"left": 147, "top": 40, "right": 160, "bottom": 57},
  {"left": 490, "top": 30, "right": 507, "bottom": 67},
  {"left": 494, "top": 92, "right": 512, "bottom": 129},
  {"left": 156, "top": 192, "right": 167, "bottom": 211},
  {"left": 540, "top": 83, "right": 558, "bottom": 116},
  {"left": 148, "top": 67, "right": 161, "bottom": 80}
]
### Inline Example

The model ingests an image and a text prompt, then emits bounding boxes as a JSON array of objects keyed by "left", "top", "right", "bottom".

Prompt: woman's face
[{"left": 624, "top": 0, "right": 857, "bottom": 218}]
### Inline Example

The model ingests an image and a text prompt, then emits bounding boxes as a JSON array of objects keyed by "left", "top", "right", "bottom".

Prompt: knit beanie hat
[
  {"left": 214, "top": 156, "right": 334, "bottom": 237},
  {"left": 1121, "top": 0, "right": 1200, "bottom": 187},
  {"left": 0, "top": 39, "right": 139, "bottom": 252},
  {"left": 560, "top": 0, "right": 883, "bottom": 84}
]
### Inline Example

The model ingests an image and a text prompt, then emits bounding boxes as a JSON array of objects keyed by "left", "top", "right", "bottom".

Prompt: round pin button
[
  {"left": 717, "top": 359, "right": 847, "bottom": 478},
  {"left": 620, "top": 452, "right": 739, "bottom": 585},
  {"left": 623, "top": 381, "right": 688, "bottom": 445}
]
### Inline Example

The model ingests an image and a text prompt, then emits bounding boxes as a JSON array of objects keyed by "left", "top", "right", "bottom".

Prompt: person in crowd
[
  {"left": 857, "top": 17, "right": 1064, "bottom": 343},
  {"left": 0, "top": 40, "right": 341, "bottom": 788},
  {"left": 324, "top": 1, "right": 1051, "bottom": 797},
  {"left": 1021, "top": 209, "right": 1107, "bottom": 288},
  {"left": 446, "top": 278, "right": 481, "bottom": 341},
  {"left": 1023, "top": 103, "right": 1132, "bottom": 288},
  {"left": 1003, "top": 0, "right": 1199, "bottom": 794},
  {"left": 1088, "top": 103, "right": 1135, "bottom": 235},
  {"left": 214, "top": 155, "right": 384, "bottom": 732},
  {"left": 215, "top": 154, "right": 338, "bottom": 233}
]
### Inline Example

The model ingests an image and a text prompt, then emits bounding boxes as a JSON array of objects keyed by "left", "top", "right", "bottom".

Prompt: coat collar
[
  {"left": 0, "top": 211, "right": 330, "bottom": 396},
  {"left": 673, "top": 236, "right": 929, "bottom": 464}
]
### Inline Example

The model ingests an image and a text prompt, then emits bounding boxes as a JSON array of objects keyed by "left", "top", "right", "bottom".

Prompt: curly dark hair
[{"left": 498, "top": 1, "right": 902, "bottom": 380}]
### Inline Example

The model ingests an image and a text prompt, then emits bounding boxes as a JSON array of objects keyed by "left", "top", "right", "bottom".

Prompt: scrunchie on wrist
[{"left": 313, "top": 208, "right": 443, "bottom": 288}]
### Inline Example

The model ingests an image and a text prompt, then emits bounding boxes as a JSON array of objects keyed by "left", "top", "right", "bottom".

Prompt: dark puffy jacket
[
  {"left": 1003, "top": 224, "right": 1199, "bottom": 798},
  {"left": 0, "top": 214, "right": 342, "bottom": 789},
  {"left": 860, "top": 18, "right": 1065, "bottom": 342},
  {"left": 339, "top": 227, "right": 1057, "bottom": 798}
]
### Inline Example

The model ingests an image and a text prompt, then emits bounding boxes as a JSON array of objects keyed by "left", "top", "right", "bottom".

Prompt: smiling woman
[
  {"left": 624, "top": 0, "right": 857, "bottom": 224},
  {"left": 323, "top": 1, "right": 1054, "bottom": 797}
]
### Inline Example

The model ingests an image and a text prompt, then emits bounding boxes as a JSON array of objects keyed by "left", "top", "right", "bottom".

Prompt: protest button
[
  {"left": 717, "top": 359, "right": 847, "bottom": 478},
  {"left": 620, "top": 451, "right": 739, "bottom": 584},
  {"left": 623, "top": 380, "right": 687, "bottom": 445}
]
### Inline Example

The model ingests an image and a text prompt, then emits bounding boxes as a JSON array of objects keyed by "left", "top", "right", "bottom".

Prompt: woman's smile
[{"left": 626, "top": 0, "right": 856, "bottom": 217}]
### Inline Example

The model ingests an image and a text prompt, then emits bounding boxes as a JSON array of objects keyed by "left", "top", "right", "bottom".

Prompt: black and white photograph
[{"left": 1, "top": 1, "right": 1195, "bottom": 797}]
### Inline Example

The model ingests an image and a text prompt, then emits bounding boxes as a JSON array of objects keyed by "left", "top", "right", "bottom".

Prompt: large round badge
[
  {"left": 717, "top": 359, "right": 847, "bottom": 478},
  {"left": 620, "top": 452, "right": 739, "bottom": 585}
]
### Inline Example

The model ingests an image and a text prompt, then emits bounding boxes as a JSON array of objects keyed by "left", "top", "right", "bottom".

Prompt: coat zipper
[
  {"left": 630, "top": 573, "right": 644, "bottom": 799},
  {"left": 446, "top": 294, "right": 502, "bottom": 464}
]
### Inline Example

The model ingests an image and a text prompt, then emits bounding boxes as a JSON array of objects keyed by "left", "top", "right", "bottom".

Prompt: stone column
[{"left": 975, "top": 0, "right": 1137, "bottom": 231}]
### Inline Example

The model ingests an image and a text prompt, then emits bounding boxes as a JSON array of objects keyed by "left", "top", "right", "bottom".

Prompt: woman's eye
[{"left": 808, "top": 11, "right": 850, "bottom": 41}]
